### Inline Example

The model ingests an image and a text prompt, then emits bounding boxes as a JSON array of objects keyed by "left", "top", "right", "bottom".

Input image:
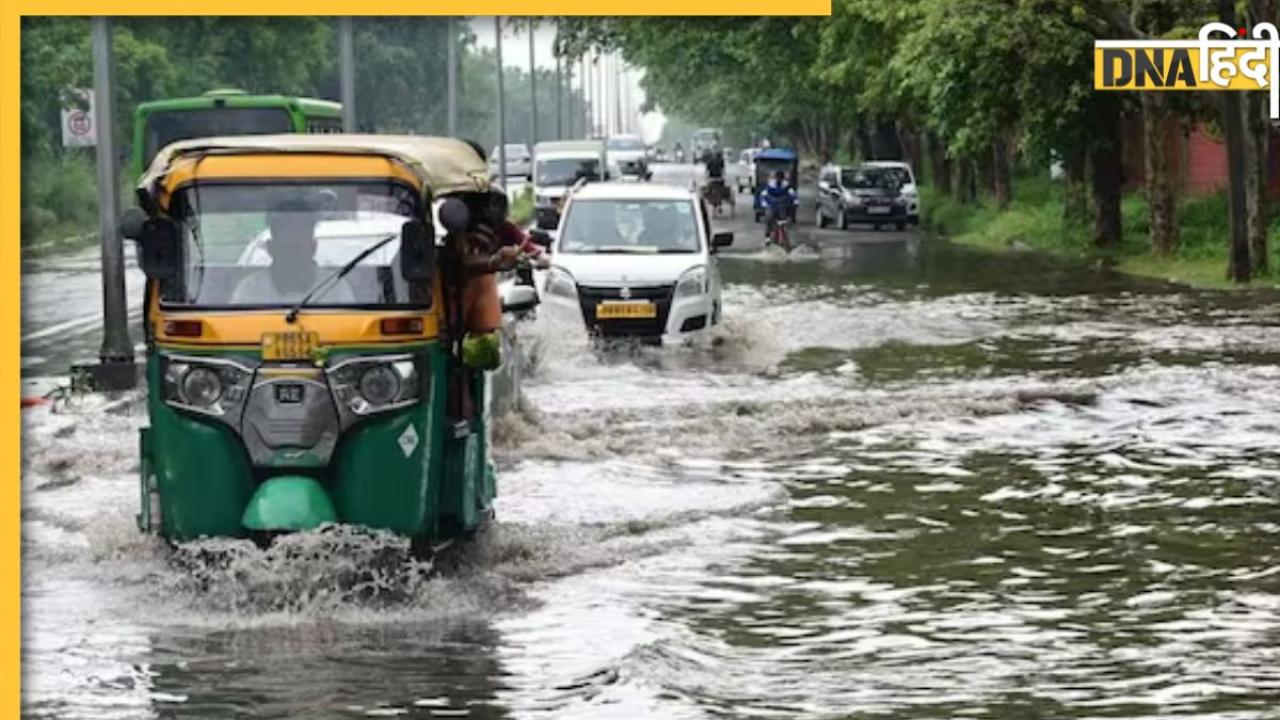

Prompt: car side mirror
[
  {"left": 501, "top": 284, "right": 540, "bottom": 315},
  {"left": 712, "top": 231, "right": 734, "bottom": 249},
  {"left": 399, "top": 219, "right": 435, "bottom": 283},
  {"left": 124, "top": 211, "right": 182, "bottom": 281},
  {"left": 529, "top": 229, "right": 553, "bottom": 250}
]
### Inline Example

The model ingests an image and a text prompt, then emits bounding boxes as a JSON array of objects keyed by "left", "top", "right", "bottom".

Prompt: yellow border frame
[{"left": 8, "top": 4, "right": 830, "bottom": 713}]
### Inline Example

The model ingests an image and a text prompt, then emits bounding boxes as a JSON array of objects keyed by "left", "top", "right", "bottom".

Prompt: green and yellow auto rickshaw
[{"left": 122, "top": 134, "right": 535, "bottom": 556}]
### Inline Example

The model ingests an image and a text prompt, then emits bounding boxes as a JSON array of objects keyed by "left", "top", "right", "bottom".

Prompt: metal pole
[
  {"left": 555, "top": 45, "right": 563, "bottom": 140},
  {"left": 495, "top": 17, "right": 507, "bottom": 182},
  {"left": 339, "top": 17, "right": 356, "bottom": 131},
  {"left": 447, "top": 17, "right": 458, "bottom": 136},
  {"left": 614, "top": 54, "right": 623, "bottom": 136},
  {"left": 528, "top": 22, "right": 538, "bottom": 145},
  {"left": 90, "top": 16, "right": 135, "bottom": 388}
]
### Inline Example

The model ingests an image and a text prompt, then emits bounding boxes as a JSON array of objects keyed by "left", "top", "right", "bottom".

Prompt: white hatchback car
[
  {"left": 862, "top": 160, "right": 920, "bottom": 224},
  {"left": 539, "top": 183, "right": 733, "bottom": 344}
]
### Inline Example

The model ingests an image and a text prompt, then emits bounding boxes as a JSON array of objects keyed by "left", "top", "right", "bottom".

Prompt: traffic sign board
[{"left": 61, "top": 89, "right": 97, "bottom": 147}]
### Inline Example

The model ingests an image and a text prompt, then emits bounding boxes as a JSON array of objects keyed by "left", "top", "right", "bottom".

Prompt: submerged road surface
[{"left": 21, "top": 165, "right": 1280, "bottom": 718}]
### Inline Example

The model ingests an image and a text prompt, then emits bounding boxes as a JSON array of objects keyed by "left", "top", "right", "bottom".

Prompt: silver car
[{"left": 489, "top": 143, "right": 533, "bottom": 180}]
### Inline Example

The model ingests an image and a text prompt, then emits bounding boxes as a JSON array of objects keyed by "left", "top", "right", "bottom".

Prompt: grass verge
[{"left": 921, "top": 176, "right": 1280, "bottom": 290}]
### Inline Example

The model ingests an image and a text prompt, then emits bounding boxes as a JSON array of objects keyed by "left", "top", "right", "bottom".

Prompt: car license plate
[
  {"left": 867, "top": 206, "right": 890, "bottom": 215},
  {"left": 597, "top": 301, "right": 656, "bottom": 319},
  {"left": 274, "top": 383, "right": 305, "bottom": 404},
  {"left": 261, "top": 331, "right": 319, "bottom": 361}
]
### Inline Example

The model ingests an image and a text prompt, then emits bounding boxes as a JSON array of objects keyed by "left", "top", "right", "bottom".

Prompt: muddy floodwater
[{"left": 21, "top": 238, "right": 1280, "bottom": 719}]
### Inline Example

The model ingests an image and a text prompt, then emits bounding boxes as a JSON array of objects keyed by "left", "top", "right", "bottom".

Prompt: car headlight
[
  {"left": 846, "top": 193, "right": 863, "bottom": 206},
  {"left": 328, "top": 355, "right": 420, "bottom": 417},
  {"left": 162, "top": 355, "right": 252, "bottom": 417},
  {"left": 675, "top": 266, "right": 708, "bottom": 299},
  {"left": 546, "top": 267, "right": 578, "bottom": 299}
]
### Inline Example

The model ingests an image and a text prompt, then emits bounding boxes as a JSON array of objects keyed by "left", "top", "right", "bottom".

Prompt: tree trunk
[
  {"left": 957, "top": 159, "right": 977, "bottom": 204},
  {"left": 856, "top": 122, "right": 874, "bottom": 161},
  {"left": 1220, "top": 0, "right": 1252, "bottom": 282},
  {"left": 926, "top": 132, "right": 952, "bottom": 196},
  {"left": 993, "top": 135, "right": 1013, "bottom": 210},
  {"left": 1143, "top": 93, "right": 1179, "bottom": 256},
  {"left": 1063, "top": 151, "right": 1088, "bottom": 225},
  {"left": 901, "top": 125, "right": 923, "bottom": 181},
  {"left": 1089, "top": 99, "right": 1124, "bottom": 248},
  {"left": 1248, "top": 0, "right": 1275, "bottom": 274}
]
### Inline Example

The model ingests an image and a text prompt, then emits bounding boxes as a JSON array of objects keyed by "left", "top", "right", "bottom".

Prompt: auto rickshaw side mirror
[
  {"left": 129, "top": 214, "right": 182, "bottom": 281},
  {"left": 120, "top": 207, "right": 148, "bottom": 240},
  {"left": 712, "top": 231, "right": 734, "bottom": 249},
  {"left": 399, "top": 219, "right": 435, "bottom": 283}
]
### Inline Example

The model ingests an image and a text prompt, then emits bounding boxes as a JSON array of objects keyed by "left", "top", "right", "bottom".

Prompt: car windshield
[
  {"left": 873, "top": 166, "right": 913, "bottom": 185},
  {"left": 143, "top": 107, "right": 292, "bottom": 171},
  {"left": 843, "top": 168, "right": 899, "bottom": 190},
  {"left": 162, "top": 181, "right": 425, "bottom": 309},
  {"left": 560, "top": 199, "right": 700, "bottom": 254},
  {"left": 608, "top": 137, "right": 645, "bottom": 151},
  {"left": 537, "top": 158, "right": 601, "bottom": 186}
]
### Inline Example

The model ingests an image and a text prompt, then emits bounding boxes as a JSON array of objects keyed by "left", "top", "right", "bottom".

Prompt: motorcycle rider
[{"left": 759, "top": 169, "right": 798, "bottom": 246}]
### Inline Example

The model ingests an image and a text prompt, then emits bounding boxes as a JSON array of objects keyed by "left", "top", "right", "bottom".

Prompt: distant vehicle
[
  {"left": 816, "top": 163, "right": 910, "bottom": 231},
  {"left": 489, "top": 143, "right": 533, "bottom": 180},
  {"left": 863, "top": 160, "right": 919, "bottom": 224},
  {"left": 692, "top": 127, "right": 722, "bottom": 158},
  {"left": 132, "top": 89, "right": 342, "bottom": 179},
  {"left": 653, "top": 147, "right": 669, "bottom": 163},
  {"left": 532, "top": 139, "right": 609, "bottom": 229},
  {"left": 607, "top": 134, "right": 651, "bottom": 181},
  {"left": 736, "top": 148, "right": 760, "bottom": 194},
  {"left": 538, "top": 182, "right": 734, "bottom": 345}
]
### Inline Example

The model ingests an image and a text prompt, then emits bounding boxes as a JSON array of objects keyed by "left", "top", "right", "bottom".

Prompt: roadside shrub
[{"left": 21, "top": 151, "right": 98, "bottom": 248}]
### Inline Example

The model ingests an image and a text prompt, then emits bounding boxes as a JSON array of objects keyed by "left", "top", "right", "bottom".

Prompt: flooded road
[{"left": 21, "top": 167, "right": 1280, "bottom": 718}]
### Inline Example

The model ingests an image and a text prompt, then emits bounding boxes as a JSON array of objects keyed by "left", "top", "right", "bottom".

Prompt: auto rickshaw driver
[{"left": 229, "top": 198, "right": 357, "bottom": 305}]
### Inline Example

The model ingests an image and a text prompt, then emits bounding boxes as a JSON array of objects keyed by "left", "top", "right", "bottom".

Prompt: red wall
[{"left": 1185, "top": 126, "right": 1280, "bottom": 200}]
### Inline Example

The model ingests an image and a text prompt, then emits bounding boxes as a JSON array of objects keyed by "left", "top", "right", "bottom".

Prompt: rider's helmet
[{"left": 774, "top": 169, "right": 787, "bottom": 184}]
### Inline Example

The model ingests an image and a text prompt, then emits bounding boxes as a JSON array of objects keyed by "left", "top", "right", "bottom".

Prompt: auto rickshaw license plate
[
  {"left": 597, "top": 301, "right": 656, "bottom": 320},
  {"left": 261, "top": 331, "right": 319, "bottom": 361}
]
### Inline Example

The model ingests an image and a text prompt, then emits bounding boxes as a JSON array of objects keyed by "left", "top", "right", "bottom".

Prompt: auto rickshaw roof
[
  {"left": 756, "top": 148, "right": 797, "bottom": 162},
  {"left": 138, "top": 134, "right": 491, "bottom": 197}
]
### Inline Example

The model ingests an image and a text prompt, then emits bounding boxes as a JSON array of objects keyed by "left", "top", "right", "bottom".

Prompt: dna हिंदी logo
[{"left": 1094, "top": 22, "right": 1279, "bottom": 120}]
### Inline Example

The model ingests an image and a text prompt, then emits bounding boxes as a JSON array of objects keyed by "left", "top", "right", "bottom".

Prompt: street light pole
[
  {"left": 495, "top": 17, "right": 507, "bottom": 183},
  {"left": 555, "top": 39, "right": 563, "bottom": 140},
  {"left": 339, "top": 17, "right": 356, "bottom": 131},
  {"left": 87, "top": 16, "right": 135, "bottom": 389},
  {"left": 447, "top": 17, "right": 458, "bottom": 136}
]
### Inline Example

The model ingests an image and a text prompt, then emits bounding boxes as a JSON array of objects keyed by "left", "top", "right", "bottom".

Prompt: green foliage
[{"left": 20, "top": 17, "right": 583, "bottom": 248}]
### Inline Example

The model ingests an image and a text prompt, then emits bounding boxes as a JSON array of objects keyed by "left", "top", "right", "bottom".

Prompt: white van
[
  {"left": 532, "top": 139, "right": 608, "bottom": 230},
  {"left": 537, "top": 182, "right": 734, "bottom": 344}
]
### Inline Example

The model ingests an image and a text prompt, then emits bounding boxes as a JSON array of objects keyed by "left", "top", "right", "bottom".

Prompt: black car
[{"left": 816, "top": 164, "right": 910, "bottom": 231}]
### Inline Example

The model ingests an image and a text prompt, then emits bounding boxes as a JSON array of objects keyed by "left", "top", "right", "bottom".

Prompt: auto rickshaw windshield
[{"left": 161, "top": 180, "right": 427, "bottom": 309}]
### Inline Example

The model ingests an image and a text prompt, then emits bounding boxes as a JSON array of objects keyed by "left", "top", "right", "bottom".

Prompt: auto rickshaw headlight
[
  {"left": 182, "top": 367, "right": 224, "bottom": 407},
  {"left": 161, "top": 355, "right": 253, "bottom": 417},
  {"left": 359, "top": 365, "right": 400, "bottom": 406},
  {"left": 328, "top": 354, "right": 420, "bottom": 417}
]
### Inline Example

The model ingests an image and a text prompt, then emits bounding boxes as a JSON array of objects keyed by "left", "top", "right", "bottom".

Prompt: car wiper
[{"left": 284, "top": 232, "right": 398, "bottom": 323}]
